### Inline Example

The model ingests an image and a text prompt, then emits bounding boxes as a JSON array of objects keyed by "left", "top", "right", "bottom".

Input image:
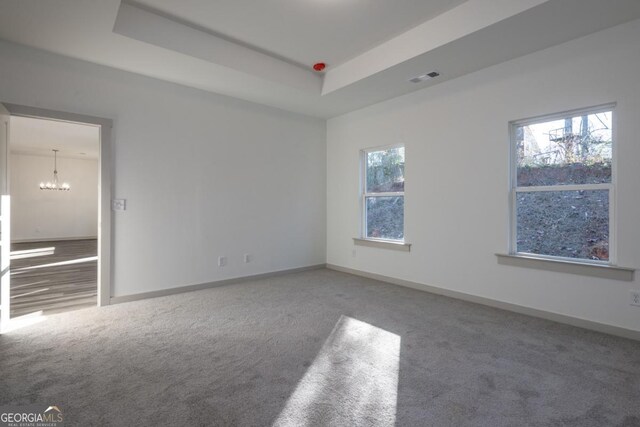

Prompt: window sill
[
  {"left": 496, "top": 253, "right": 634, "bottom": 281},
  {"left": 353, "top": 238, "right": 411, "bottom": 252}
]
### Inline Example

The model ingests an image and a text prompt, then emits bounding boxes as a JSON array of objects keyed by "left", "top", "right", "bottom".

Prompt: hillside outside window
[
  {"left": 361, "top": 145, "right": 405, "bottom": 241},
  {"left": 510, "top": 106, "right": 614, "bottom": 263}
]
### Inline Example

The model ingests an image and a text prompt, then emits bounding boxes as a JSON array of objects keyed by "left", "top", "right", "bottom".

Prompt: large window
[
  {"left": 361, "top": 145, "right": 405, "bottom": 241},
  {"left": 511, "top": 106, "right": 614, "bottom": 263}
]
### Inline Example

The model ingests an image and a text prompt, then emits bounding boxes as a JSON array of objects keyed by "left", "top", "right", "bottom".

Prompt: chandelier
[{"left": 39, "top": 149, "right": 70, "bottom": 191}]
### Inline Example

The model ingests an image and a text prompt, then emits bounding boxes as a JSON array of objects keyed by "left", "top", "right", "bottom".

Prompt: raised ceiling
[
  {"left": 10, "top": 116, "right": 100, "bottom": 160},
  {"left": 0, "top": 0, "right": 639, "bottom": 118},
  {"left": 131, "top": 0, "right": 468, "bottom": 68}
]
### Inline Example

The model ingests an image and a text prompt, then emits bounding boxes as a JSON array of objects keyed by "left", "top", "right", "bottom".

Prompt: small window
[
  {"left": 361, "top": 145, "right": 405, "bottom": 241},
  {"left": 511, "top": 106, "right": 614, "bottom": 263}
]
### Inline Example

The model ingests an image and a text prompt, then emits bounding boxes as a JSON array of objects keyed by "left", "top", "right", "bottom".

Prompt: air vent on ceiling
[{"left": 409, "top": 71, "right": 440, "bottom": 83}]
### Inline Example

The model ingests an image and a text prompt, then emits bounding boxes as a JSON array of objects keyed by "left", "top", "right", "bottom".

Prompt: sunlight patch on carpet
[
  {"left": 273, "top": 315, "right": 400, "bottom": 427},
  {"left": 1, "top": 310, "right": 47, "bottom": 333}
]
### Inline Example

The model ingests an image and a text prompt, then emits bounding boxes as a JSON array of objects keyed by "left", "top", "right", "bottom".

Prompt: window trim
[
  {"left": 495, "top": 253, "right": 633, "bottom": 281},
  {"left": 353, "top": 237, "right": 411, "bottom": 252},
  {"left": 360, "top": 143, "right": 405, "bottom": 242},
  {"left": 509, "top": 103, "right": 617, "bottom": 266}
]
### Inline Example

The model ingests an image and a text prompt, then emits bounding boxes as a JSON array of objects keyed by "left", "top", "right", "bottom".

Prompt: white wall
[
  {"left": 10, "top": 153, "right": 98, "bottom": 241},
  {"left": 327, "top": 20, "right": 640, "bottom": 332},
  {"left": 0, "top": 39, "right": 326, "bottom": 298}
]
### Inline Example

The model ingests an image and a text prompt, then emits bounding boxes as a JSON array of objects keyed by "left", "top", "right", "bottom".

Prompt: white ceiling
[
  {"left": 132, "top": 0, "right": 468, "bottom": 68},
  {"left": 10, "top": 116, "right": 100, "bottom": 160},
  {"left": 0, "top": 0, "right": 639, "bottom": 118}
]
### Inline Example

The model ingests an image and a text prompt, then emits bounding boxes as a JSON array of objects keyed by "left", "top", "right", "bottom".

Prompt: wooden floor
[{"left": 10, "top": 239, "right": 97, "bottom": 318}]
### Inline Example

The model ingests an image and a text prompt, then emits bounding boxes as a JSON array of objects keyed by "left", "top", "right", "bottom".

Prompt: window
[
  {"left": 361, "top": 145, "right": 405, "bottom": 241},
  {"left": 510, "top": 106, "right": 614, "bottom": 263}
]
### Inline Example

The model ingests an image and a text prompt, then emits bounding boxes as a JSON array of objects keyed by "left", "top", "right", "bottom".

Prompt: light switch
[{"left": 112, "top": 199, "right": 127, "bottom": 211}]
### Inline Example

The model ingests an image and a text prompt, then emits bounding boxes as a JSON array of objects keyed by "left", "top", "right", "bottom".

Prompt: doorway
[
  {"left": 10, "top": 116, "right": 100, "bottom": 316},
  {"left": 0, "top": 103, "right": 112, "bottom": 331}
]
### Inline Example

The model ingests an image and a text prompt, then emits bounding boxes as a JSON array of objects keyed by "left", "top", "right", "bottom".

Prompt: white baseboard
[
  {"left": 12, "top": 236, "right": 98, "bottom": 243},
  {"left": 110, "top": 264, "right": 326, "bottom": 304},
  {"left": 326, "top": 264, "right": 640, "bottom": 342}
]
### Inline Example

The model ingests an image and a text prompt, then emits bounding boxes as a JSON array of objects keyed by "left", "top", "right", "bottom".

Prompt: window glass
[
  {"left": 366, "top": 147, "right": 405, "bottom": 193},
  {"left": 362, "top": 146, "right": 405, "bottom": 241},
  {"left": 512, "top": 108, "right": 613, "bottom": 262},
  {"left": 516, "top": 190, "right": 609, "bottom": 261},
  {"left": 365, "top": 196, "right": 404, "bottom": 240},
  {"left": 516, "top": 112, "right": 612, "bottom": 186}
]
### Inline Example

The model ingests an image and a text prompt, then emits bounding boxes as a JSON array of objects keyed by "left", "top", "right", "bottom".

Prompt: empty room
[{"left": 0, "top": 1, "right": 639, "bottom": 426}]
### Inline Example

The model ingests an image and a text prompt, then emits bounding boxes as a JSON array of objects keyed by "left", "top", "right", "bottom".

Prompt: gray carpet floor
[{"left": 0, "top": 268, "right": 639, "bottom": 426}]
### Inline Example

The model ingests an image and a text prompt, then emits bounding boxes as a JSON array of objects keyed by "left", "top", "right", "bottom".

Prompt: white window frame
[
  {"left": 360, "top": 143, "right": 405, "bottom": 242},
  {"left": 509, "top": 104, "right": 616, "bottom": 265}
]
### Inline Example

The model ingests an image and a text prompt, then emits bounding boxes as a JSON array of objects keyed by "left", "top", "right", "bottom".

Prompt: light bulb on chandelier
[{"left": 39, "top": 149, "right": 70, "bottom": 191}]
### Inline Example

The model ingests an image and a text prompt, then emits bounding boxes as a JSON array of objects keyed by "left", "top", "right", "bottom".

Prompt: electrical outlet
[
  {"left": 244, "top": 254, "right": 251, "bottom": 263},
  {"left": 630, "top": 290, "right": 640, "bottom": 307},
  {"left": 352, "top": 249, "right": 357, "bottom": 258},
  {"left": 218, "top": 256, "right": 227, "bottom": 267},
  {"left": 112, "top": 199, "right": 126, "bottom": 211}
]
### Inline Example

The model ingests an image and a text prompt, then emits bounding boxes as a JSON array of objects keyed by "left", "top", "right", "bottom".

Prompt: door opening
[
  {"left": 0, "top": 103, "right": 112, "bottom": 332},
  {"left": 9, "top": 116, "right": 100, "bottom": 316}
]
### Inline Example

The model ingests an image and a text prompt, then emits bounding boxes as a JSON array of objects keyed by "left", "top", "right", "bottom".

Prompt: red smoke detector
[{"left": 313, "top": 62, "right": 326, "bottom": 72}]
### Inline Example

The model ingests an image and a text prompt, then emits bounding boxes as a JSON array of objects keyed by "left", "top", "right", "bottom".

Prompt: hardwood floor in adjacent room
[{"left": 10, "top": 239, "right": 97, "bottom": 317}]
